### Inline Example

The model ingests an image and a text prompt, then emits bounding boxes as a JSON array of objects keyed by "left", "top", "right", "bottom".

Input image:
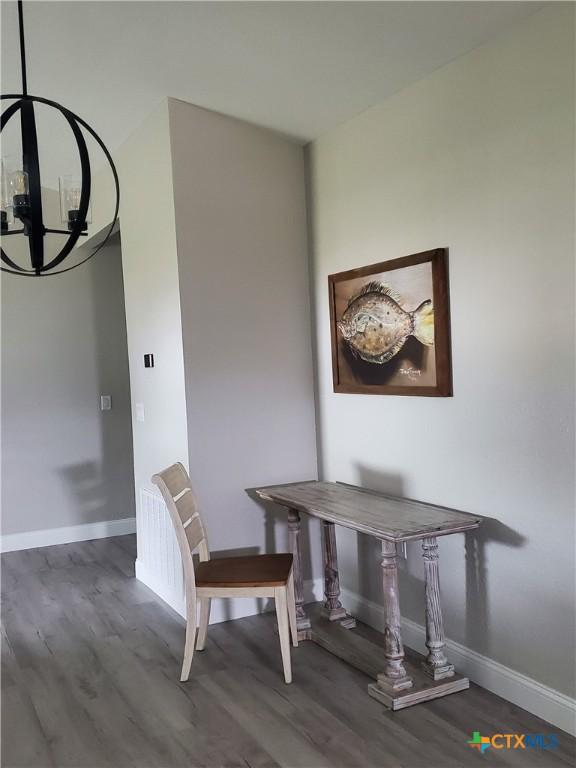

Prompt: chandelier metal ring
[
  {"left": 1, "top": 94, "right": 120, "bottom": 276},
  {"left": 1, "top": 1, "right": 120, "bottom": 277}
]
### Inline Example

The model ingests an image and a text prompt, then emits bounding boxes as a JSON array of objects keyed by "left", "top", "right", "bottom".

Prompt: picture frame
[{"left": 328, "top": 248, "right": 452, "bottom": 396}]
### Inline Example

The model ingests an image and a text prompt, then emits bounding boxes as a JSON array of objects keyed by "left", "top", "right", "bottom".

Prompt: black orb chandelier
[{"left": 1, "top": 1, "right": 119, "bottom": 276}]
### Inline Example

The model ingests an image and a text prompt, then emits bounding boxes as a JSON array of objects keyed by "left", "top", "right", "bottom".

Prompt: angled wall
[{"left": 168, "top": 99, "right": 320, "bottom": 586}]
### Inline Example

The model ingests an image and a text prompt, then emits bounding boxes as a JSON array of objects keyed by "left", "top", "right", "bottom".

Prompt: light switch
[
  {"left": 100, "top": 395, "right": 112, "bottom": 411},
  {"left": 136, "top": 402, "right": 145, "bottom": 422}
]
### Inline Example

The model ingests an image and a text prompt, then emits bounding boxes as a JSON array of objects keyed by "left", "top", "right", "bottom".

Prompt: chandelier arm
[
  {"left": 20, "top": 98, "right": 45, "bottom": 273},
  {"left": 0, "top": 100, "right": 37, "bottom": 273},
  {"left": 27, "top": 239, "right": 117, "bottom": 276},
  {"left": 40, "top": 111, "right": 91, "bottom": 273},
  {"left": 1, "top": 102, "right": 30, "bottom": 273},
  {"left": 1, "top": 246, "right": 35, "bottom": 272},
  {"left": 1, "top": 98, "right": 23, "bottom": 128},
  {"left": 45, "top": 228, "right": 87, "bottom": 236},
  {"left": 0, "top": 267, "right": 36, "bottom": 275}
]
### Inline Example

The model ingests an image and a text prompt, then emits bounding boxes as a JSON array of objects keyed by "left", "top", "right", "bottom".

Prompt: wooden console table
[{"left": 255, "top": 481, "right": 482, "bottom": 710}]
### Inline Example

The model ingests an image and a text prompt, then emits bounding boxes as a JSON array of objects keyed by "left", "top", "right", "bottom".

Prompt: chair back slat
[
  {"left": 151, "top": 463, "right": 210, "bottom": 590},
  {"left": 157, "top": 463, "right": 191, "bottom": 498}
]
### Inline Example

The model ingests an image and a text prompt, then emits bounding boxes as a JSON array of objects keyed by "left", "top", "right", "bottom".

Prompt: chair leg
[
  {"left": 275, "top": 586, "right": 292, "bottom": 684},
  {"left": 181, "top": 608, "right": 197, "bottom": 682},
  {"left": 286, "top": 570, "right": 298, "bottom": 647},
  {"left": 196, "top": 597, "right": 211, "bottom": 651}
]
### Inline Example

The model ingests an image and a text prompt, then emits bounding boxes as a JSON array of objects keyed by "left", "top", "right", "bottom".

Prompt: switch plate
[
  {"left": 100, "top": 395, "right": 112, "bottom": 411},
  {"left": 136, "top": 402, "right": 145, "bottom": 422},
  {"left": 144, "top": 354, "right": 154, "bottom": 368}
]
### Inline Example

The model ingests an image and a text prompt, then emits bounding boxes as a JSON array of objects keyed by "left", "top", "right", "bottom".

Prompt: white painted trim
[
  {"left": 340, "top": 586, "right": 576, "bottom": 737},
  {"left": 135, "top": 558, "right": 186, "bottom": 616},
  {"left": 0, "top": 517, "right": 136, "bottom": 553}
]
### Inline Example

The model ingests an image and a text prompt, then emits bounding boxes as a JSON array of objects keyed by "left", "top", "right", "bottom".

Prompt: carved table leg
[
  {"left": 287, "top": 508, "right": 311, "bottom": 638},
  {"left": 368, "top": 540, "right": 413, "bottom": 703},
  {"left": 421, "top": 537, "right": 454, "bottom": 680},
  {"left": 321, "top": 521, "right": 356, "bottom": 628}
]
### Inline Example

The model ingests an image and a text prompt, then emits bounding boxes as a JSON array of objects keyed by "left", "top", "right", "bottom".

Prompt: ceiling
[{"left": 1, "top": 1, "right": 542, "bottom": 183}]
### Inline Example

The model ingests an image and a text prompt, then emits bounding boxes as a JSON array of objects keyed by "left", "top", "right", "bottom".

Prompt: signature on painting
[{"left": 399, "top": 367, "right": 422, "bottom": 380}]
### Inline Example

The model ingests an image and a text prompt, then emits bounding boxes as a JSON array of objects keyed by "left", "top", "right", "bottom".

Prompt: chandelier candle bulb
[
  {"left": 59, "top": 176, "right": 91, "bottom": 232},
  {"left": 10, "top": 169, "right": 30, "bottom": 220}
]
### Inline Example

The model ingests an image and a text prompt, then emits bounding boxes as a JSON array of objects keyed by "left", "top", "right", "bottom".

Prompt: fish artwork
[{"left": 337, "top": 281, "right": 435, "bottom": 364}]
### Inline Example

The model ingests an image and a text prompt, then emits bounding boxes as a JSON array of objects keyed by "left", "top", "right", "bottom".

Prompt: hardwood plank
[{"left": 2, "top": 535, "right": 574, "bottom": 768}]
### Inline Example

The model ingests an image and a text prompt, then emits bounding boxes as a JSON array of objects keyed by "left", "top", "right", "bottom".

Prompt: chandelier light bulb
[
  {"left": 10, "top": 169, "right": 28, "bottom": 196},
  {"left": 59, "top": 175, "right": 92, "bottom": 231}
]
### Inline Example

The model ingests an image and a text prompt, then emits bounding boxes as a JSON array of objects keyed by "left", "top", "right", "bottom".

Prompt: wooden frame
[{"left": 328, "top": 248, "right": 452, "bottom": 396}]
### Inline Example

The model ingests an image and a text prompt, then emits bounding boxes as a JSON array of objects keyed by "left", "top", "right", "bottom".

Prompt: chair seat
[{"left": 195, "top": 553, "right": 293, "bottom": 588}]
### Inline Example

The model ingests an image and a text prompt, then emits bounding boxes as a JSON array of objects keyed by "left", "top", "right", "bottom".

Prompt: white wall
[
  {"left": 113, "top": 102, "right": 189, "bottom": 500},
  {"left": 169, "top": 99, "right": 320, "bottom": 574},
  {"left": 102, "top": 103, "right": 190, "bottom": 598},
  {"left": 308, "top": 3, "right": 574, "bottom": 702},
  {"left": 1, "top": 233, "right": 134, "bottom": 540},
  {"left": 101, "top": 99, "right": 319, "bottom": 615}
]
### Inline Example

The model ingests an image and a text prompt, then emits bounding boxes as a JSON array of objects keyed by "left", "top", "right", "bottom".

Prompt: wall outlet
[
  {"left": 100, "top": 395, "right": 112, "bottom": 411},
  {"left": 136, "top": 402, "right": 145, "bottom": 423}
]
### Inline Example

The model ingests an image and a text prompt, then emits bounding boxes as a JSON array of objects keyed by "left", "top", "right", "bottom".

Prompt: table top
[{"left": 255, "top": 481, "right": 482, "bottom": 542}]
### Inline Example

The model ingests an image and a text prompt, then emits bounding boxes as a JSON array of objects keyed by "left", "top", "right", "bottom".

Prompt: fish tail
[{"left": 412, "top": 300, "right": 434, "bottom": 346}]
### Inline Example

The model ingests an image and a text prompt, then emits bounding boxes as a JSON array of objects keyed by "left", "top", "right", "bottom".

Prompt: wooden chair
[{"left": 152, "top": 463, "right": 298, "bottom": 684}]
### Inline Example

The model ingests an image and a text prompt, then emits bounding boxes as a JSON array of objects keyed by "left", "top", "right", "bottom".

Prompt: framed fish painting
[{"left": 328, "top": 248, "right": 452, "bottom": 396}]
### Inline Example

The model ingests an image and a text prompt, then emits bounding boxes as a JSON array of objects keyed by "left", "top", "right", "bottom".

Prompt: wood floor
[{"left": 2, "top": 535, "right": 574, "bottom": 768}]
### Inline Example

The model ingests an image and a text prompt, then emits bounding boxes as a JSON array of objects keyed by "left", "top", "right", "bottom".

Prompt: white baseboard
[
  {"left": 340, "top": 586, "right": 576, "bottom": 737},
  {"left": 0, "top": 517, "right": 136, "bottom": 553}
]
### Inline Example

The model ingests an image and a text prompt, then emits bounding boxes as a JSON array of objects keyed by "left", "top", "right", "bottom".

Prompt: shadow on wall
[
  {"left": 57, "top": 461, "right": 112, "bottom": 524},
  {"left": 66, "top": 238, "right": 134, "bottom": 530},
  {"left": 355, "top": 466, "right": 405, "bottom": 610},
  {"left": 246, "top": 487, "right": 315, "bottom": 606},
  {"left": 89, "top": 236, "right": 135, "bottom": 527},
  {"left": 354, "top": 463, "right": 525, "bottom": 655},
  {"left": 463, "top": 517, "right": 525, "bottom": 653},
  {"left": 56, "top": 237, "right": 135, "bottom": 532}
]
